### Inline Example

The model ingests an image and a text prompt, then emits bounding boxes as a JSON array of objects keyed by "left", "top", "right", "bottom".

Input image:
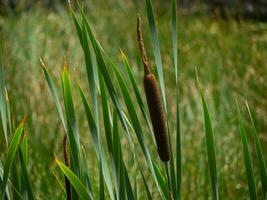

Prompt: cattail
[
  {"left": 137, "top": 16, "right": 170, "bottom": 162},
  {"left": 63, "top": 134, "right": 71, "bottom": 200}
]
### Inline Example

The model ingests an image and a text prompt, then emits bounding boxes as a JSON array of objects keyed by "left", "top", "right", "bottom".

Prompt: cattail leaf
[
  {"left": 1, "top": 124, "right": 24, "bottom": 196},
  {"left": 172, "top": 0, "right": 182, "bottom": 197},
  {"left": 201, "top": 94, "right": 219, "bottom": 200},
  {"left": 72, "top": 12, "right": 83, "bottom": 47},
  {"left": 172, "top": 0, "right": 178, "bottom": 84},
  {"left": 120, "top": 51, "right": 153, "bottom": 136},
  {"left": 78, "top": 83, "right": 99, "bottom": 151},
  {"left": 80, "top": 147, "right": 94, "bottom": 195},
  {"left": 246, "top": 103, "right": 267, "bottom": 198},
  {"left": 111, "top": 61, "right": 147, "bottom": 160},
  {"left": 111, "top": 58, "right": 168, "bottom": 198},
  {"left": 99, "top": 160, "right": 105, "bottom": 200},
  {"left": 56, "top": 159, "right": 93, "bottom": 200},
  {"left": 41, "top": 61, "right": 67, "bottom": 131},
  {"left": 134, "top": 176, "right": 138, "bottom": 200},
  {"left": 81, "top": 19, "right": 99, "bottom": 129},
  {"left": 112, "top": 111, "right": 125, "bottom": 200},
  {"left": 237, "top": 102, "right": 257, "bottom": 200},
  {"left": 21, "top": 134, "right": 28, "bottom": 165},
  {"left": 62, "top": 68, "right": 80, "bottom": 174},
  {"left": 99, "top": 149, "right": 115, "bottom": 200},
  {"left": 152, "top": 160, "right": 170, "bottom": 199},
  {"left": 79, "top": 11, "right": 134, "bottom": 152},
  {"left": 78, "top": 80, "right": 115, "bottom": 200},
  {"left": 19, "top": 148, "right": 34, "bottom": 200},
  {"left": 113, "top": 112, "right": 127, "bottom": 200},
  {"left": 124, "top": 163, "right": 135, "bottom": 200},
  {"left": 145, "top": 0, "right": 166, "bottom": 111},
  {"left": 168, "top": 139, "right": 177, "bottom": 199},
  {"left": 20, "top": 136, "right": 28, "bottom": 198},
  {"left": 99, "top": 75, "right": 113, "bottom": 153},
  {"left": 140, "top": 169, "right": 152, "bottom": 200},
  {"left": 11, "top": 163, "right": 20, "bottom": 199},
  {"left": 5, "top": 89, "right": 12, "bottom": 135},
  {"left": 0, "top": 48, "right": 8, "bottom": 145}
]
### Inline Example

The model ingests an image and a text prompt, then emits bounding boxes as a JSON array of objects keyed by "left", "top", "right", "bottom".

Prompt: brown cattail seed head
[
  {"left": 144, "top": 74, "right": 170, "bottom": 161},
  {"left": 137, "top": 15, "right": 170, "bottom": 162}
]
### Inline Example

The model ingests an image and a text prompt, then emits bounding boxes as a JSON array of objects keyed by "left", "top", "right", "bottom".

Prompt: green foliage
[{"left": 0, "top": 0, "right": 266, "bottom": 199}]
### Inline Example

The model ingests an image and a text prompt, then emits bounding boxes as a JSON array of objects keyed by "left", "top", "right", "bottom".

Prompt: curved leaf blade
[
  {"left": 56, "top": 159, "right": 92, "bottom": 200},
  {"left": 201, "top": 94, "right": 219, "bottom": 200},
  {"left": 237, "top": 102, "right": 257, "bottom": 200}
]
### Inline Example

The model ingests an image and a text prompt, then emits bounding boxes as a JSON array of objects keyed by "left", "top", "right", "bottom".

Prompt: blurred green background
[{"left": 0, "top": 0, "right": 267, "bottom": 199}]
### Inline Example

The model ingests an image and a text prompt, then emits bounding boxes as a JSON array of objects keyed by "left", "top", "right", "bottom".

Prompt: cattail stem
[
  {"left": 165, "top": 162, "right": 171, "bottom": 193},
  {"left": 63, "top": 134, "right": 71, "bottom": 200},
  {"left": 137, "top": 15, "right": 170, "bottom": 162}
]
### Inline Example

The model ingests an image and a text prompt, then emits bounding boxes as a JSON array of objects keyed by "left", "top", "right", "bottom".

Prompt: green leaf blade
[
  {"left": 201, "top": 94, "right": 219, "bottom": 200},
  {"left": 237, "top": 102, "right": 257, "bottom": 200},
  {"left": 246, "top": 103, "right": 267, "bottom": 198},
  {"left": 145, "top": 0, "right": 166, "bottom": 111},
  {"left": 1, "top": 124, "right": 24, "bottom": 196},
  {"left": 56, "top": 159, "right": 92, "bottom": 200}
]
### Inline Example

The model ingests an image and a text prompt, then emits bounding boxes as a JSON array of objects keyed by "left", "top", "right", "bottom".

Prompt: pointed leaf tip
[
  {"left": 40, "top": 58, "right": 46, "bottom": 69},
  {"left": 63, "top": 56, "right": 68, "bottom": 71},
  {"left": 21, "top": 115, "right": 27, "bottom": 127}
]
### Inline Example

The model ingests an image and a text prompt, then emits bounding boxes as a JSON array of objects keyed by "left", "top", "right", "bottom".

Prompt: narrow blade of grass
[
  {"left": 152, "top": 160, "right": 169, "bottom": 199},
  {"left": 120, "top": 51, "right": 153, "bottom": 136},
  {"left": 62, "top": 68, "right": 81, "bottom": 174},
  {"left": 0, "top": 48, "right": 8, "bottom": 145},
  {"left": 237, "top": 102, "right": 257, "bottom": 200},
  {"left": 80, "top": 147, "right": 94, "bottom": 196},
  {"left": 78, "top": 80, "right": 115, "bottom": 200},
  {"left": 111, "top": 58, "right": 168, "bottom": 198},
  {"left": 56, "top": 159, "right": 93, "bottom": 200},
  {"left": 140, "top": 169, "right": 152, "bottom": 200},
  {"left": 112, "top": 112, "right": 126, "bottom": 200},
  {"left": 78, "top": 11, "right": 134, "bottom": 152},
  {"left": 124, "top": 163, "right": 135, "bottom": 200},
  {"left": 11, "top": 163, "right": 20, "bottom": 199},
  {"left": 81, "top": 20, "right": 99, "bottom": 129},
  {"left": 247, "top": 103, "right": 267, "bottom": 198},
  {"left": 172, "top": 0, "right": 182, "bottom": 198},
  {"left": 201, "top": 94, "right": 219, "bottom": 200},
  {"left": 1, "top": 123, "right": 24, "bottom": 197},
  {"left": 41, "top": 60, "right": 66, "bottom": 131},
  {"left": 19, "top": 148, "right": 34, "bottom": 200},
  {"left": 99, "top": 75, "right": 113, "bottom": 153},
  {"left": 145, "top": 0, "right": 166, "bottom": 111},
  {"left": 99, "top": 160, "right": 105, "bottom": 200}
]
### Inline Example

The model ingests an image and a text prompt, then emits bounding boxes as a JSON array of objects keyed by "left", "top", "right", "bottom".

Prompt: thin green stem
[{"left": 165, "top": 162, "right": 171, "bottom": 193}]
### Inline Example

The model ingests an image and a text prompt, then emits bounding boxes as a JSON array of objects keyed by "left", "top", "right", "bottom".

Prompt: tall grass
[
  {"left": 0, "top": 0, "right": 266, "bottom": 199},
  {"left": 40, "top": 0, "right": 267, "bottom": 199},
  {"left": 0, "top": 47, "right": 33, "bottom": 199}
]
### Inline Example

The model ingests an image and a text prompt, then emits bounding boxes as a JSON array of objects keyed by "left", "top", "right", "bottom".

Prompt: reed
[
  {"left": 137, "top": 16, "right": 170, "bottom": 162},
  {"left": 63, "top": 134, "right": 71, "bottom": 200}
]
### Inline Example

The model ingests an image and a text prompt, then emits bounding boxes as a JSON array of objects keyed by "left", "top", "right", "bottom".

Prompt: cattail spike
[
  {"left": 137, "top": 16, "right": 170, "bottom": 162},
  {"left": 137, "top": 15, "right": 150, "bottom": 75}
]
